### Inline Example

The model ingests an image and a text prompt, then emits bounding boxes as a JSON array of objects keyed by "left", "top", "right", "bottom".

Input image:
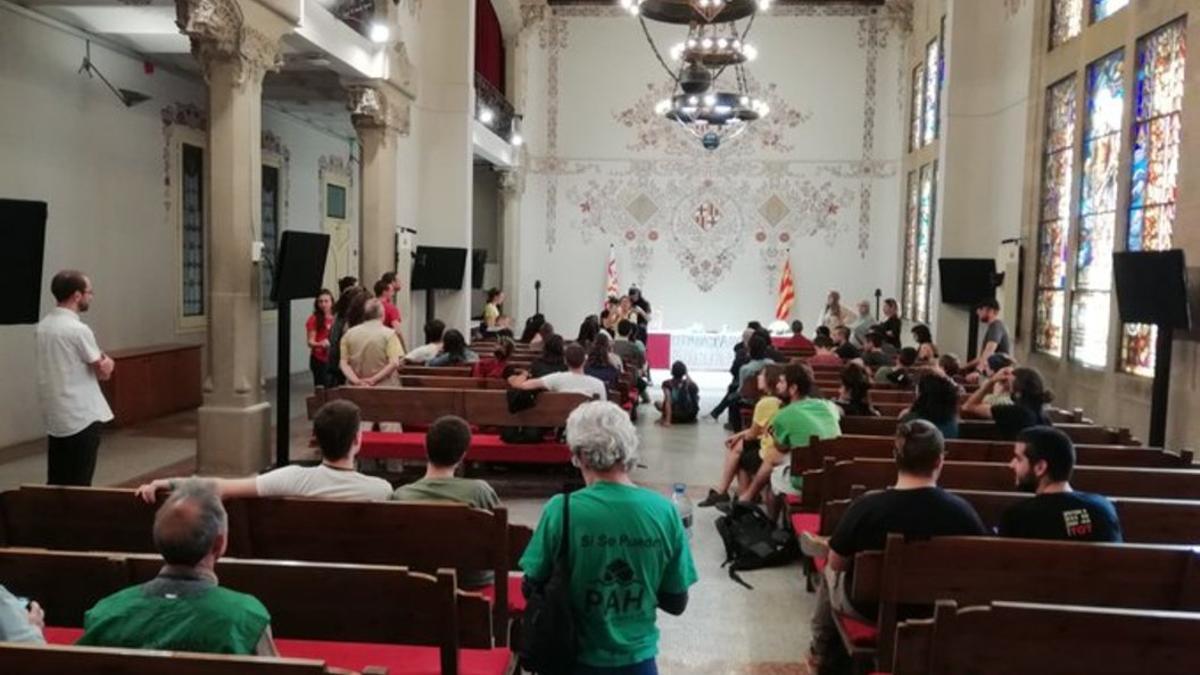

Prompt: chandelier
[{"left": 622, "top": 0, "right": 773, "bottom": 151}]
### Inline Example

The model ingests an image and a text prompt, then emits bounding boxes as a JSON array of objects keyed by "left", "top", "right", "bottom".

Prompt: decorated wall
[{"left": 513, "top": 4, "right": 908, "bottom": 331}]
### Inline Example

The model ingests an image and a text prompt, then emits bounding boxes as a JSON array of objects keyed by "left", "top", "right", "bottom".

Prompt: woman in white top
[{"left": 819, "top": 290, "right": 857, "bottom": 331}]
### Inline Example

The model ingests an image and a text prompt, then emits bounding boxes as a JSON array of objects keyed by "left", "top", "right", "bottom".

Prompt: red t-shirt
[
  {"left": 306, "top": 314, "right": 334, "bottom": 363},
  {"left": 781, "top": 335, "right": 814, "bottom": 351},
  {"left": 473, "top": 359, "right": 508, "bottom": 379},
  {"left": 381, "top": 297, "right": 401, "bottom": 328}
]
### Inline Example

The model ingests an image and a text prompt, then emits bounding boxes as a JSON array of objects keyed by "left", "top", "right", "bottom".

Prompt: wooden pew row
[
  {"left": 0, "top": 547, "right": 508, "bottom": 675},
  {"left": 889, "top": 600, "right": 1200, "bottom": 675},
  {"left": 841, "top": 535, "right": 1200, "bottom": 671},
  {"left": 800, "top": 457, "right": 1200, "bottom": 509},
  {"left": 307, "top": 387, "right": 588, "bottom": 464},
  {"left": 792, "top": 435, "right": 1193, "bottom": 477},
  {"left": 813, "top": 489, "right": 1200, "bottom": 545},
  {"left": 838, "top": 415, "right": 1137, "bottom": 445},
  {"left": 0, "top": 487, "right": 529, "bottom": 646},
  {"left": 0, "top": 643, "right": 351, "bottom": 675}
]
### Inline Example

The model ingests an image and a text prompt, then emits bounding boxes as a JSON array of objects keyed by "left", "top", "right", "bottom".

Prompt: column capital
[
  {"left": 175, "top": 0, "right": 286, "bottom": 86},
  {"left": 348, "top": 83, "right": 412, "bottom": 137},
  {"left": 498, "top": 168, "right": 526, "bottom": 197}
]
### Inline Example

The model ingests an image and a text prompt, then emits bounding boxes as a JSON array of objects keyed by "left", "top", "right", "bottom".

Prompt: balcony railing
[{"left": 474, "top": 71, "right": 517, "bottom": 142}]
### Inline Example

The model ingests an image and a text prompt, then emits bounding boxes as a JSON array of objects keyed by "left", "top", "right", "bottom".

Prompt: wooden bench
[
  {"left": 838, "top": 415, "right": 1138, "bottom": 445},
  {"left": 398, "top": 365, "right": 473, "bottom": 378},
  {"left": 307, "top": 387, "right": 590, "bottom": 464},
  {"left": 812, "top": 489, "right": 1200, "bottom": 545},
  {"left": 0, "top": 486, "right": 531, "bottom": 646},
  {"left": 792, "top": 435, "right": 1193, "bottom": 476},
  {"left": 800, "top": 457, "right": 1200, "bottom": 509},
  {"left": 843, "top": 535, "right": 1200, "bottom": 671},
  {"left": 0, "top": 547, "right": 508, "bottom": 675},
  {"left": 0, "top": 643, "right": 355, "bottom": 675},
  {"left": 890, "top": 600, "right": 1200, "bottom": 675}
]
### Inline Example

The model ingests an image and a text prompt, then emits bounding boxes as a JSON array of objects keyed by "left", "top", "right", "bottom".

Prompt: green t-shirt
[
  {"left": 392, "top": 477, "right": 503, "bottom": 589},
  {"left": 770, "top": 397, "right": 842, "bottom": 450},
  {"left": 519, "top": 482, "right": 698, "bottom": 667},
  {"left": 79, "top": 580, "right": 270, "bottom": 655}
]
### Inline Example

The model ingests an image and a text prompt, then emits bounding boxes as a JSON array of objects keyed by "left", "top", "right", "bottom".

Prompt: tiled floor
[{"left": 0, "top": 370, "right": 816, "bottom": 673}]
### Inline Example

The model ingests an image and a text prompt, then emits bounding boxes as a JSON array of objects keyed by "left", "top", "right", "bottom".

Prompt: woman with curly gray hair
[{"left": 520, "top": 401, "right": 698, "bottom": 674}]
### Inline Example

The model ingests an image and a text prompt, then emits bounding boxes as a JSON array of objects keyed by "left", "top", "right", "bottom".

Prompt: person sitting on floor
[
  {"left": 474, "top": 336, "right": 515, "bottom": 379},
  {"left": 960, "top": 366, "right": 1053, "bottom": 440},
  {"left": 898, "top": 371, "right": 961, "bottom": 439},
  {"left": 404, "top": 319, "right": 446, "bottom": 365},
  {"left": 808, "top": 335, "right": 843, "bottom": 368},
  {"left": 136, "top": 400, "right": 393, "bottom": 502},
  {"left": 803, "top": 420, "right": 986, "bottom": 675},
  {"left": 80, "top": 479, "right": 277, "bottom": 655},
  {"left": 699, "top": 364, "right": 785, "bottom": 507},
  {"left": 0, "top": 585, "right": 44, "bottom": 644},
  {"left": 428, "top": 329, "right": 479, "bottom": 367},
  {"left": 392, "top": 415, "right": 502, "bottom": 586},
  {"left": 657, "top": 361, "right": 700, "bottom": 426},
  {"left": 832, "top": 362, "right": 879, "bottom": 417},
  {"left": 509, "top": 342, "right": 608, "bottom": 401},
  {"left": 999, "top": 425, "right": 1122, "bottom": 542}
]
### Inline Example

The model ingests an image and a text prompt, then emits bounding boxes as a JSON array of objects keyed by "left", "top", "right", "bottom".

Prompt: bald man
[{"left": 78, "top": 480, "right": 276, "bottom": 655}]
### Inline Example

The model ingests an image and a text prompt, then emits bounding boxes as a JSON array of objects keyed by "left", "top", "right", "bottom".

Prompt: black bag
[
  {"left": 520, "top": 492, "right": 577, "bottom": 674},
  {"left": 715, "top": 502, "right": 799, "bottom": 589}
]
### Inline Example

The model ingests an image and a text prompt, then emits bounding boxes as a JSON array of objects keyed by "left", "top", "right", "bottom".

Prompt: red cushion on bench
[
  {"left": 790, "top": 512, "right": 821, "bottom": 537},
  {"left": 276, "top": 638, "right": 513, "bottom": 675},
  {"left": 479, "top": 574, "right": 526, "bottom": 614},
  {"left": 360, "top": 432, "right": 571, "bottom": 464},
  {"left": 835, "top": 613, "right": 879, "bottom": 646},
  {"left": 44, "top": 627, "right": 83, "bottom": 644},
  {"left": 786, "top": 494, "right": 803, "bottom": 506}
]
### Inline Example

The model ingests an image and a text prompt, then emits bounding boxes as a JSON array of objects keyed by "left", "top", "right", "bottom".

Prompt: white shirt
[
  {"left": 255, "top": 464, "right": 393, "bottom": 501},
  {"left": 36, "top": 307, "right": 113, "bottom": 437},
  {"left": 405, "top": 342, "right": 441, "bottom": 364},
  {"left": 540, "top": 371, "right": 608, "bottom": 400}
]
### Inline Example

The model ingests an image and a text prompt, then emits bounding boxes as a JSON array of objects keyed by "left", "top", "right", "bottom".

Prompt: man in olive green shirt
[
  {"left": 392, "top": 415, "right": 501, "bottom": 587},
  {"left": 79, "top": 480, "right": 275, "bottom": 655}
]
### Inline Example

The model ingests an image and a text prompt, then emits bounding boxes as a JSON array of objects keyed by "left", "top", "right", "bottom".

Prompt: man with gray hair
[
  {"left": 78, "top": 480, "right": 276, "bottom": 655},
  {"left": 339, "top": 298, "right": 404, "bottom": 388},
  {"left": 521, "top": 401, "right": 698, "bottom": 672}
]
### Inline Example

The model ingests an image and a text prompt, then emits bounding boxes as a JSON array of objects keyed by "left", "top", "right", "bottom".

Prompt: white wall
[
  {"left": 0, "top": 8, "right": 360, "bottom": 447},
  {"left": 515, "top": 9, "right": 904, "bottom": 333}
]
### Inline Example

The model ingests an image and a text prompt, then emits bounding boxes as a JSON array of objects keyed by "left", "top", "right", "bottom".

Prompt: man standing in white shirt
[
  {"left": 36, "top": 270, "right": 114, "bottom": 485},
  {"left": 509, "top": 342, "right": 608, "bottom": 400}
]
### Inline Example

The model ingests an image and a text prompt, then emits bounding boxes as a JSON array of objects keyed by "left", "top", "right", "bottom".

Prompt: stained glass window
[
  {"left": 1122, "top": 19, "right": 1186, "bottom": 376},
  {"left": 1091, "top": 0, "right": 1129, "bottom": 24},
  {"left": 1072, "top": 49, "right": 1124, "bottom": 368},
  {"left": 922, "top": 37, "right": 941, "bottom": 146},
  {"left": 902, "top": 171, "right": 919, "bottom": 318},
  {"left": 910, "top": 63, "right": 925, "bottom": 151},
  {"left": 915, "top": 162, "right": 937, "bottom": 323},
  {"left": 1034, "top": 77, "right": 1077, "bottom": 357},
  {"left": 261, "top": 164, "right": 280, "bottom": 311},
  {"left": 1051, "top": 0, "right": 1083, "bottom": 48},
  {"left": 181, "top": 143, "right": 205, "bottom": 318}
]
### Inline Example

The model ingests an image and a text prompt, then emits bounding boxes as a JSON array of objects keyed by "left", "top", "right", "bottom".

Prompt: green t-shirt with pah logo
[{"left": 520, "top": 481, "right": 698, "bottom": 668}]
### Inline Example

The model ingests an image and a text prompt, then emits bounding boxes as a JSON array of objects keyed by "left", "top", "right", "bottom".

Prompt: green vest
[{"left": 78, "top": 583, "right": 271, "bottom": 655}]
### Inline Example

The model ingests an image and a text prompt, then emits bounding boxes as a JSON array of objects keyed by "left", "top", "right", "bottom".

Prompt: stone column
[
  {"left": 498, "top": 168, "right": 525, "bottom": 322},
  {"left": 177, "top": 0, "right": 287, "bottom": 474},
  {"left": 350, "top": 84, "right": 412, "bottom": 329}
]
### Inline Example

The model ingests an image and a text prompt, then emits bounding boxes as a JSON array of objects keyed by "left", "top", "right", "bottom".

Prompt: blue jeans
[{"left": 575, "top": 659, "right": 658, "bottom": 675}]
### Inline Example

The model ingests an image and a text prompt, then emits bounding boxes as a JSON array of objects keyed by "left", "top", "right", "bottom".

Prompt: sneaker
[
  {"left": 799, "top": 531, "right": 830, "bottom": 559},
  {"left": 697, "top": 489, "right": 730, "bottom": 508}
]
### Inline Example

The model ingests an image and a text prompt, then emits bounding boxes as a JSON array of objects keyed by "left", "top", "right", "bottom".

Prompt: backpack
[
  {"left": 714, "top": 502, "right": 799, "bottom": 589},
  {"left": 519, "top": 492, "right": 577, "bottom": 674},
  {"left": 670, "top": 379, "right": 700, "bottom": 420}
]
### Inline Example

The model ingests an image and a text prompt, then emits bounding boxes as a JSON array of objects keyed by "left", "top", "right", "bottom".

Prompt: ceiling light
[
  {"left": 511, "top": 133, "right": 524, "bottom": 146},
  {"left": 368, "top": 22, "right": 390, "bottom": 44},
  {"left": 479, "top": 107, "right": 495, "bottom": 125}
]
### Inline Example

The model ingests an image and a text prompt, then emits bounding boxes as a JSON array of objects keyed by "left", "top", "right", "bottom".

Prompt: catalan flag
[{"left": 775, "top": 258, "right": 795, "bottom": 321}]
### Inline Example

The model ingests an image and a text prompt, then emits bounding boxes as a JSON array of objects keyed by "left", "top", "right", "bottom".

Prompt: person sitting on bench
[
  {"left": 960, "top": 366, "right": 1053, "bottom": 440},
  {"left": 803, "top": 420, "right": 986, "bottom": 675},
  {"left": 404, "top": 319, "right": 446, "bottom": 365},
  {"left": 392, "top": 415, "right": 502, "bottom": 587},
  {"left": 79, "top": 479, "right": 277, "bottom": 656},
  {"left": 135, "top": 400, "right": 393, "bottom": 503},
  {"left": 509, "top": 342, "right": 607, "bottom": 400},
  {"left": 0, "top": 584, "right": 44, "bottom": 644},
  {"left": 999, "top": 425, "right": 1123, "bottom": 542}
]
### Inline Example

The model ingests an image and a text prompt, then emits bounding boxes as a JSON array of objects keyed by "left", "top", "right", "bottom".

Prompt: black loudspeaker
[
  {"left": 1114, "top": 250, "right": 1191, "bottom": 329},
  {"left": 411, "top": 246, "right": 468, "bottom": 291},
  {"left": 938, "top": 258, "right": 999, "bottom": 306},
  {"left": 271, "top": 231, "right": 330, "bottom": 303},
  {"left": 1, "top": 199, "right": 48, "bottom": 325}
]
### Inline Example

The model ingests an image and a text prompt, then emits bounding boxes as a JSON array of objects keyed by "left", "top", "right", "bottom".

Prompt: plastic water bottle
[{"left": 671, "top": 483, "right": 694, "bottom": 539}]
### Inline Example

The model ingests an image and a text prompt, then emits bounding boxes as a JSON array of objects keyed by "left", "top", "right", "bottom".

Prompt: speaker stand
[
  {"left": 425, "top": 290, "right": 436, "bottom": 327},
  {"left": 1149, "top": 326, "right": 1173, "bottom": 448},
  {"left": 275, "top": 299, "right": 291, "bottom": 468},
  {"left": 966, "top": 312, "right": 981, "bottom": 363}
]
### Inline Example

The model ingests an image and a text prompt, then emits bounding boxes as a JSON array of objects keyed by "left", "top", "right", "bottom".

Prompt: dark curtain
[{"left": 475, "top": 0, "right": 505, "bottom": 93}]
